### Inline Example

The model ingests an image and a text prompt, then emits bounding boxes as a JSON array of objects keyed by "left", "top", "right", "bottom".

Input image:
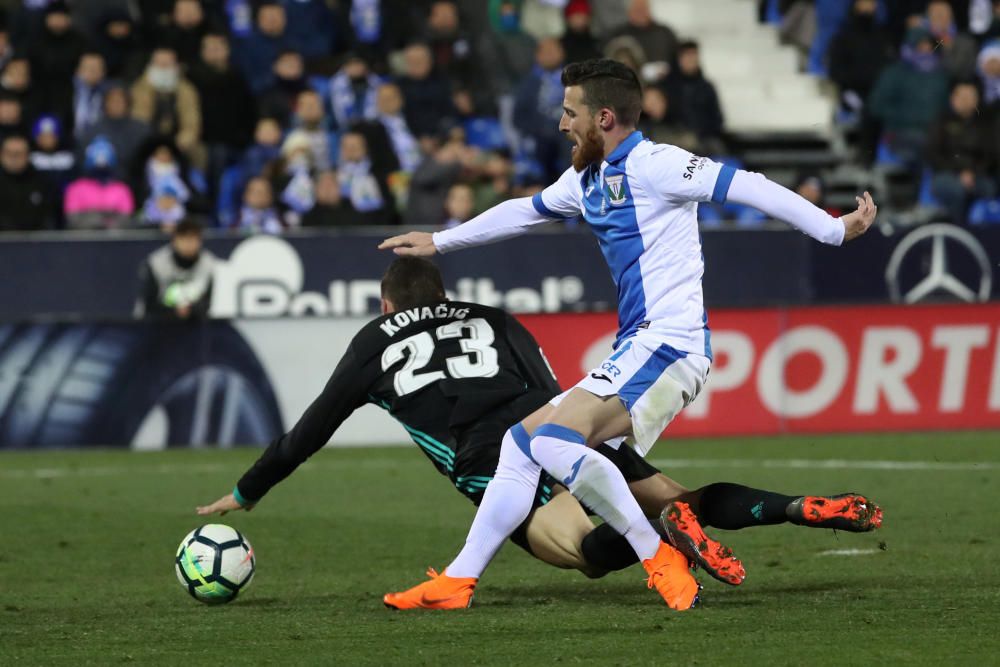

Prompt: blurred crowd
[
  {"left": 0, "top": 0, "right": 729, "bottom": 233},
  {"left": 776, "top": 0, "right": 1000, "bottom": 224},
  {"left": 2, "top": 0, "right": 997, "bottom": 234}
]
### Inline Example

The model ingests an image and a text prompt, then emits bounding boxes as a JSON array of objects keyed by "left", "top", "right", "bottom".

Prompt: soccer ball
[{"left": 175, "top": 524, "right": 255, "bottom": 604}]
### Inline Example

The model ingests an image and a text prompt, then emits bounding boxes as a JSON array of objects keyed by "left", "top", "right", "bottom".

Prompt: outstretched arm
[
  {"left": 378, "top": 197, "right": 554, "bottom": 256},
  {"left": 725, "top": 170, "right": 876, "bottom": 244},
  {"left": 196, "top": 346, "right": 368, "bottom": 515},
  {"left": 379, "top": 167, "right": 583, "bottom": 256},
  {"left": 643, "top": 147, "right": 876, "bottom": 245}
]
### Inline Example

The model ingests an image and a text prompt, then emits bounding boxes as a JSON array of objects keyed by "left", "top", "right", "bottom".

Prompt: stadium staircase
[{"left": 651, "top": 0, "right": 879, "bottom": 219}]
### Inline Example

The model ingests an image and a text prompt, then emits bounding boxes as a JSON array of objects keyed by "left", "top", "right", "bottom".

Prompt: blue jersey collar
[{"left": 605, "top": 130, "right": 644, "bottom": 165}]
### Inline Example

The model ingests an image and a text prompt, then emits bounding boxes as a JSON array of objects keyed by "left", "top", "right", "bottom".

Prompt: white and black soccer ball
[{"left": 175, "top": 524, "right": 255, "bottom": 604}]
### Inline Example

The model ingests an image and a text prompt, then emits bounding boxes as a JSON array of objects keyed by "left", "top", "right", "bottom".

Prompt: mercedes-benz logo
[{"left": 885, "top": 224, "right": 992, "bottom": 304}]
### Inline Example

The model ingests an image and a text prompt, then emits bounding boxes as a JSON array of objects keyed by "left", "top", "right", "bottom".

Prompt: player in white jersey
[{"left": 379, "top": 59, "right": 877, "bottom": 612}]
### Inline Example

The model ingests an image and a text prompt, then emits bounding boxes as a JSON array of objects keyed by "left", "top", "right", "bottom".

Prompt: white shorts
[{"left": 549, "top": 330, "right": 711, "bottom": 456}]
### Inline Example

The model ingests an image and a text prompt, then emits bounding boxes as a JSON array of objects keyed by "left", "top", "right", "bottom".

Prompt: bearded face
[
  {"left": 571, "top": 118, "right": 605, "bottom": 171},
  {"left": 560, "top": 86, "right": 615, "bottom": 170}
]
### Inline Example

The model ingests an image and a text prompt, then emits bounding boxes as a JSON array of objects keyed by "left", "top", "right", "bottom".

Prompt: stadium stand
[{"left": 0, "top": 0, "right": 997, "bottom": 232}]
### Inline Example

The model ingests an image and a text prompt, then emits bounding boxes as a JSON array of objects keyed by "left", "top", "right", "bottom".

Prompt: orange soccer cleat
[
  {"left": 383, "top": 568, "right": 477, "bottom": 610},
  {"left": 660, "top": 501, "right": 746, "bottom": 586},
  {"left": 641, "top": 541, "right": 702, "bottom": 611},
  {"left": 787, "top": 494, "right": 884, "bottom": 532}
]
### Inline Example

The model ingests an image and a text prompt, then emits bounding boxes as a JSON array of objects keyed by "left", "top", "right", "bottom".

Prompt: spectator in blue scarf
[
  {"left": 237, "top": 176, "right": 284, "bottom": 234},
  {"left": 868, "top": 26, "right": 951, "bottom": 167},
  {"left": 926, "top": 0, "right": 978, "bottom": 79},
  {"left": 328, "top": 53, "right": 381, "bottom": 131},
  {"left": 72, "top": 52, "right": 108, "bottom": 140},
  {"left": 977, "top": 39, "right": 1000, "bottom": 105}
]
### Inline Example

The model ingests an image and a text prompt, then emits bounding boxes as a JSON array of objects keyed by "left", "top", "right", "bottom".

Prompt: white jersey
[
  {"left": 531, "top": 132, "right": 730, "bottom": 357},
  {"left": 432, "top": 131, "right": 844, "bottom": 361}
]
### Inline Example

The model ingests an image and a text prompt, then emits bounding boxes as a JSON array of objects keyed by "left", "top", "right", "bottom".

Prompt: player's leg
[
  {"left": 441, "top": 403, "right": 554, "bottom": 579},
  {"left": 514, "top": 487, "right": 606, "bottom": 577},
  {"left": 624, "top": 465, "right": 879, "bottom": 583},
  {"left": 439, "top": 394, "right": 657, "bottom": 584},
  {"left": 515, "top": 447, "right": 683, "bottom": 579},
  {"left": 384, "top": 414, "right": 553, "bottom": 610},
  {"left": 600, "top": 447, "right": 742, "bottom": 585},
  {"left": 528, "top": 387, "right": 700, "bottom": 610},
  {"left": 530, "top": 389, "right": 661, "bottom": 557},
  {"left": 628, "top": 476, "right": 882, "bottom": 532}
]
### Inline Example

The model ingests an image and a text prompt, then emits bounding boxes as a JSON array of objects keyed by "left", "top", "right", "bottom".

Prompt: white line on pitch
[
  {"left": 649, "top": 458, "right": 1000, "bottom": 472},
  {"left": 0, "top": 462, "right": 234, "bottom": 479},
  {"left": 817, "top": 549, "right": 881, "bottom": 557},
  {"left": 1, "top": 456, "right": 997, "bottom": 480}
]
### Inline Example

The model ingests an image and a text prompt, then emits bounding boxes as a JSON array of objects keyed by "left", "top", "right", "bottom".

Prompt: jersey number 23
[{"left": 380, "top": 318, "right": 500, "bottom": 396}]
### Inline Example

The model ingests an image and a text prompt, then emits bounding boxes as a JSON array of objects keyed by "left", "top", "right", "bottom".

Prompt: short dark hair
[
  {"left": 173, "top": 218, "right": 203, "bottom": 238},
  {"left": 381, "top": 258, "right": 446, "bottom": 309},
  {"left": 678, "top": 40, "right": 699, "bottom": 52},
  {"left": 561, "top": 58, "right": 642, "bottom": 127}
]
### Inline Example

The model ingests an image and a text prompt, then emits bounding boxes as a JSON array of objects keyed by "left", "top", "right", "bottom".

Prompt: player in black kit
[{"left": 197, "top": 258, "right": 882, "bottom": 583}]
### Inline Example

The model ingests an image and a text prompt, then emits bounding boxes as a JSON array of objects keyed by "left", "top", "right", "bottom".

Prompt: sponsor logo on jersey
[
  {"left": 682, "top": 155, "right": 706, "bottom": 181},
  {"left": 605, "top": 175, "right": 626, "bottom": 205}
]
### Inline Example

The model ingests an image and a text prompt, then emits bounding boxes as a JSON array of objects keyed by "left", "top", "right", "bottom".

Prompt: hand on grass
[{"left": 196, "top": 493, "right": 253, "bottom": 516}]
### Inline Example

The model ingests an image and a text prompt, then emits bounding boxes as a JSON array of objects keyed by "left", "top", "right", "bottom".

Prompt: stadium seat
[
  {"left": 807, "top": 0, "right": 852, "bottom": 76},
  {"left": 875, "top": 139, "right": 904, "bottom": 168},
  {"left": 189, "top": 168, "right": 209, "bottom": 195},
  {"left": 735, "top": 205, "right": 768, "bottom": 226},
  {"left": 697, "top": 203, "right": 724, "bottom": 226},
  {"left": 308, "top": 75, "right": 332, "bottom": 102},
  {"left": 968, "top": 198, "right": 1000, "bottom": 225},
  {"left": 917, "top": 170, "right": 940, "bottom": 209},
  {"left": 765, "top": 0, "right": 783, "bottom": 24},
  {"left": 464, "top": 118, "right": 507, "bottom": 152},
  {"left": 217, "top": 164, "right": 246, "bottom": 228}
]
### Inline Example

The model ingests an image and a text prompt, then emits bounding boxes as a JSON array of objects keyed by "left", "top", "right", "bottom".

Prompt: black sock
[
  {"left": 696, "top": 482, "right": 798, "bottom": 530},
  {"left": 580, "top": 522, "right": 645, "bottom": 572}
]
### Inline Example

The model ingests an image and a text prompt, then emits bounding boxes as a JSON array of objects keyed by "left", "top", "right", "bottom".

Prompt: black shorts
[{"left": 450, "top": 391, "right": 660, "bottom": 552}]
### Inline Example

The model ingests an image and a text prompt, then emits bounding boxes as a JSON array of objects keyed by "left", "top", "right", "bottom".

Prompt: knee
[
  {"left": 528, "top": 423, "right": 590, "bottom": 465},
  {"left": 499, "top": 422, "right": 534, "bottom": 460},
  {"left": 494, "top": 423, "right": 541, "bottom": 482}
]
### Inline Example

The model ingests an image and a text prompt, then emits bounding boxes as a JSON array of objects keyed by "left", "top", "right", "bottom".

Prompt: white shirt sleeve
[
  {"left": 725, "top": 170, "right": 845, "bottom": 246},
  {"left": 531, "top": 165, "right": 584, "bottom": 218},
  {"left": 431, "top": 167, "right": 582, "bottom": 254},
  {"left": 640, "top": 145, "right": 730, "bottom": 204},
  {"left": 639, "top": 144, "right": 844, "bottom": 245}
]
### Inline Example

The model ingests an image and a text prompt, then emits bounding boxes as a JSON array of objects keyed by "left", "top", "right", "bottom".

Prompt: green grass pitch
[{"left": 2, "top": 432, "right": 998, "bottom": 665}]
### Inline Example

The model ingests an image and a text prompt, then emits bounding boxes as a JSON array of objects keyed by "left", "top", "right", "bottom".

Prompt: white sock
[
  {"left": 446, "top": 423, "right": 540, "bottom": 579},
  {"left": 529, "top": 425, "right": 661, "bottom": 561}
]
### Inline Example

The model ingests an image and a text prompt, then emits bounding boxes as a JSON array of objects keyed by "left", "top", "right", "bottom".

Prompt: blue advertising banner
[
  {"left": 0, "top": 320, "right": 285, "bottom": 449},
  {"left": 0, "top": 227, "right": 817, "bottom": 320}
]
